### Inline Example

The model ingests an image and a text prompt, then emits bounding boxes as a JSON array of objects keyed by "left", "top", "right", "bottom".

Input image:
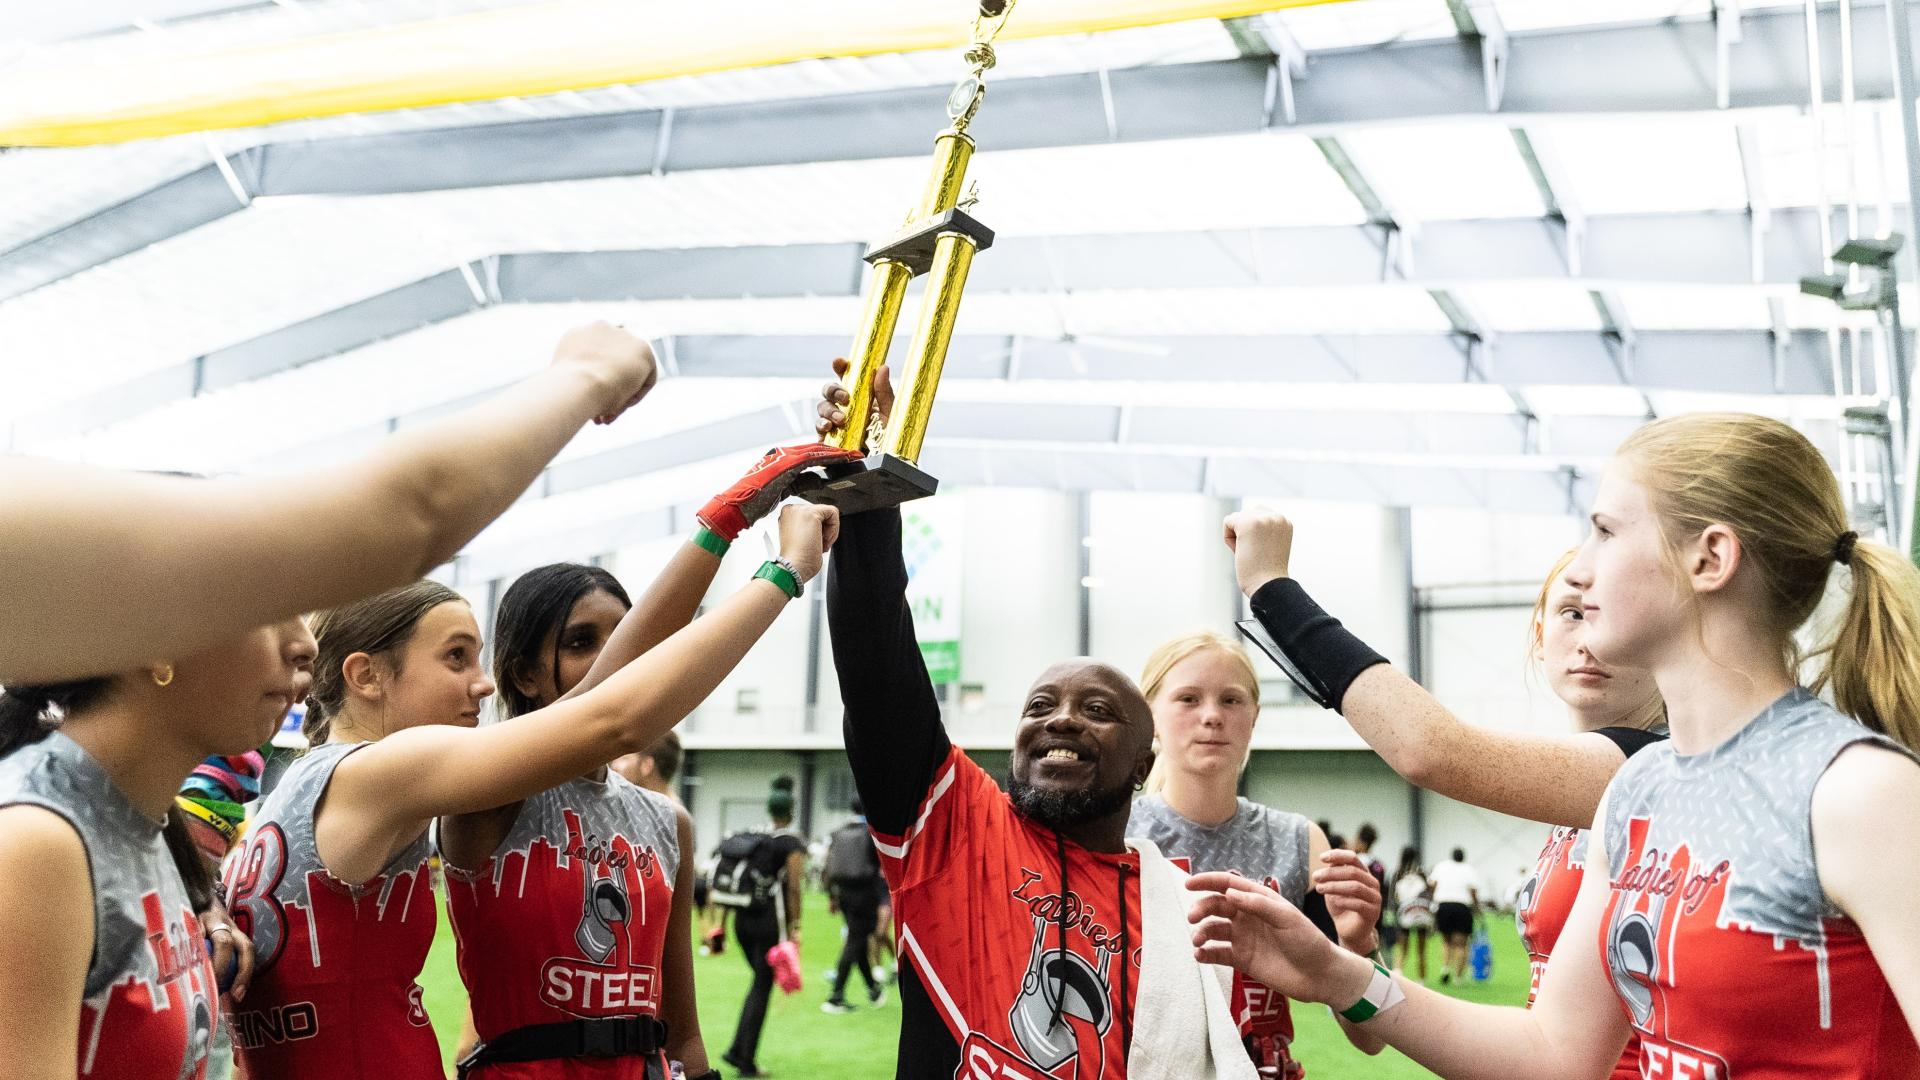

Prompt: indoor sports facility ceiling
[{"left": 2, "top": 0, "right": 1914, "bottom": 573}]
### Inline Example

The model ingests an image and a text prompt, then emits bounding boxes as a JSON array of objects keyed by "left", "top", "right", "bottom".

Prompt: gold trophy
[{"left": 801, "top": 0, "right": 1014, "bottom": 514}]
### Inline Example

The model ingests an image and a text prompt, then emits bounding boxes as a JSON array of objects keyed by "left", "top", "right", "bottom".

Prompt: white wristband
[{"left": 1336, "top": 961, "right": 1406, "bottom": 1023}]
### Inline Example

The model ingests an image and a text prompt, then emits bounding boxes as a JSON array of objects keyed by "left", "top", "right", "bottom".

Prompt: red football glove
[{"left": 697, "top": 442, "right": 863, "bottom": 542}]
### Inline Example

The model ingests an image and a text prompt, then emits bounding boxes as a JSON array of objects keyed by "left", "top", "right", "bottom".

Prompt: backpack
[
  {"left": 710, "top": 830, "right": 783, "bottom": 916},
  {"left": 823, "top": 821, "right": 881, "bottom": 888}
]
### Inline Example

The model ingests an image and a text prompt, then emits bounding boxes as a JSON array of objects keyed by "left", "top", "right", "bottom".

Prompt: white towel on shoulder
[{"left": 1127, "top": 836, "right": 1259, "bottom": 1080}]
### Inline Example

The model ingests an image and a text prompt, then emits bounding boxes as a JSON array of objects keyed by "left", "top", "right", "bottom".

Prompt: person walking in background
[
  {"left": 1429, "top": 847, "right": 1480, "bottom": 984},
  {"left": 717, "top": 782, "right": 806, "bottom": 1077},
  {"left": 1391, "top": 848, "right": 1434, "bottom": 982},
  {"left": 821, "top": 797, "right": 887, "bottom": 1014}
]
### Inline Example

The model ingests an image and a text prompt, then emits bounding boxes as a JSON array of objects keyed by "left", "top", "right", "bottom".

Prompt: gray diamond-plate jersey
[
  {"left": 1599, "top": 688, "right": 1920, "bottom": 1077},
  {"left": 221, "top": 741, "right": 442, "bottom": 1078},
  {"left": 0, "top": 731, "right": 217, "bottom": 1079},
  {"left": 444, "top": 771, "right": 682, "bottom": 1044},
  {"left": 1126, "top": 794, "right": 1311, "bottom": 906},
  {"left": 1127, "top": 792, "right": 1313, "bottom": 1074}
]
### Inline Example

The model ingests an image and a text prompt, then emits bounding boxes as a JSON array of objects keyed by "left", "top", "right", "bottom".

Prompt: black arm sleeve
[
  {"left": 826, "top": 507, "right": 951, "bottom": 838},
  {"left": 1247, "top": 577, "right": 1389, "bottom": 712},
  {"left": 1593, "top": 725, "right": 1666, "bottom": 760}
]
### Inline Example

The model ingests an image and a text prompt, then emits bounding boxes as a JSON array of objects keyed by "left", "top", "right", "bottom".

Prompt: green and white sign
[{"left": 902, "top": 500, "right": 963, "bottom": 684}]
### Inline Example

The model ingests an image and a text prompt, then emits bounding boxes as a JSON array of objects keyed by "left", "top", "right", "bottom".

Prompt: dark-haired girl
[
  {"left": 440, "top": 559, "right": 711, "bottom": 1079},
  {"left": 226, "top": 471, "right": 842, "bottom": 1080},
  {"left": 0, "top": 615, "right": 316, "bottom": 1080}
]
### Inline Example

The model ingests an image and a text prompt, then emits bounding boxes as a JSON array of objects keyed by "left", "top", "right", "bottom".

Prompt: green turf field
[{"left": 419, "top": 890, "right": 1530, "bottom": 1078}]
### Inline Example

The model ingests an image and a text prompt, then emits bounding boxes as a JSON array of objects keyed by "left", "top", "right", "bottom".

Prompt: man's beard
[{"left": 1007, "top": 773, "right": 1134, "bottom": 829}]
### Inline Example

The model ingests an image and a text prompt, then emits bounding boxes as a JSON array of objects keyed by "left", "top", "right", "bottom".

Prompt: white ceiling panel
[
  {"left": 1265, "top": 0, "right": 1455, "bottom": 51},
  {"left": 1539, "top": 115, "right": 1750, "bottom": 215},
  {"left": 1753, "top": 101, "right": 1911, "bottom": 216},
  {"left": 1343, "top": 123, "right": 1547, "bottom": 221},
  {"left": 1457, "top": 282, "right": 1603, "bottom": 332},
  {"left": 1613, "top": 284, "right": 1776, "bottom": 330}
]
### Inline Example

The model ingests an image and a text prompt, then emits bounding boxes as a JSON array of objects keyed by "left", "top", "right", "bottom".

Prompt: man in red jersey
[{"left": 818, "top": 366, "right": 1247, "bottom": 1080}]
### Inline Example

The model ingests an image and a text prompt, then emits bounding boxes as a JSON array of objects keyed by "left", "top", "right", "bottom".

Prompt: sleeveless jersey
[
  {"left": 878, "top": 746, "right": 1143, "bottom": 1079},
  {"left": 1128, "top": 793, "right": 1310, "bottom": 1080},
  {"left": 445, "top": 771, "right": 680, "bottom": 1079},
  {"left": 222, "top": 742, "right": 440, "bottom": 1078},
  {"left": 0, "top": 732, "right": 218, "bottom": 1080},
  {"left": 1600, "top": 689, "right": 1920, "bottom": 1079}
]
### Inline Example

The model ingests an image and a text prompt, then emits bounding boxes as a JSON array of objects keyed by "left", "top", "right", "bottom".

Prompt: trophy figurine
[{"left": 800, "top": 1, "right": 1014, "bottom": 515}]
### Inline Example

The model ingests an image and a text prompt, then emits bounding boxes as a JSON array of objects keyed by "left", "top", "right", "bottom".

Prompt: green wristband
[
  {"left": 753, "top": 559, "right": 801, "bottom": 600},
  {"left": 691, "top": 525, "right": 730, "bottom": 558},
  {"left": 1337, "top": 960, "right": 1402, "bottom": 1024}
]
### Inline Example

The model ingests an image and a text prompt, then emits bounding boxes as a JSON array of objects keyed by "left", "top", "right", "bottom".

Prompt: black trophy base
[
  {"left": 799, "top": 453, "right": 939, "bottom": 515},
  {"left": 864, "top": 207, "right": 995, "bottom": 275}
]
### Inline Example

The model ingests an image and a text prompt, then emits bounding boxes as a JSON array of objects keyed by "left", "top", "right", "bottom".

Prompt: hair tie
[{"left": 1833, "top": 530, "right": 1859, "bottom": 566}]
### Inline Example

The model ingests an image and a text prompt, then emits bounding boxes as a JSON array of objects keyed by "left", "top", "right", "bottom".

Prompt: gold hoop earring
[{"left": 152, "top": 665, "right": 175, "bottom": 688}]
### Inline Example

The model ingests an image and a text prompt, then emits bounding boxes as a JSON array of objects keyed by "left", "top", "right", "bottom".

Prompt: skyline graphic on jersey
[
  {"left": 80, "top": 891, "right": 214, "bottom": 1080},
  {"left": 452, "top": 804, "right": 670, "bottom": 1020},
  {"left": 225, "top": 820, "right": 434, "bottom": 977}
]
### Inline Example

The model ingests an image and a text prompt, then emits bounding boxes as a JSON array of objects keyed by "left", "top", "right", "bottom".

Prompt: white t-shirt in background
[{"left": 1428, "top": 859, "right": 1480, "bottom": 906}]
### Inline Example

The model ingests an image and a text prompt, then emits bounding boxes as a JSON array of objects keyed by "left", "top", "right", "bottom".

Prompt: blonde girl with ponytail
[{"left": 1186, "top": 412, "right": 1920, "bottom": 1078}]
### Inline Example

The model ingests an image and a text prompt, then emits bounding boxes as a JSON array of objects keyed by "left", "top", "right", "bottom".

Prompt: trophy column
[{"left": 804, "top": 12, "right": 1009, "bottom": 514}]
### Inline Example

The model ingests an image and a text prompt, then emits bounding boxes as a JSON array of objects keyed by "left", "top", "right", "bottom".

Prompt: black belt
[{"left": 459, "top": 1016, "right": 668, "bottom": 1076}]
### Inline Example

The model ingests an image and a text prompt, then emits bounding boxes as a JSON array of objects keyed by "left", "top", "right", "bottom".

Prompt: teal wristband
[
  {"left": 753, "top": 560, "right": 801, "bottom": 600},
  {"left": 691, "top": 525, "right": 730, "bottom": 558}
]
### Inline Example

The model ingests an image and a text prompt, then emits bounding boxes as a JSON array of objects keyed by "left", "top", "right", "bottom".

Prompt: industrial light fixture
[
  {"left": 1798, "top": 272, "right": 1849, "bottom": 303},
  {"left": 1799, "top": 233, "right": 1915, "bottom": 561},
  {"left": 1800, "top": 234, "right": 1907, "bottom": 311},
  {"left": 1833, "top": 234, "right": 1904, "bottom": 269}
]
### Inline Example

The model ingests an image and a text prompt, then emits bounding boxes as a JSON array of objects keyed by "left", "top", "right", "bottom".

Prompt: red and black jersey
[
  {"left": 1513, "top": 727, "right": 1662, "bottom": 1080},
  {"left": 223, "top": 742, "right": 441, "bottom": 1078},
  {"left": 1598, "top": 690, "right": 1919, "bottom": 1078},
  {"left": 445, "top": 772, "right": 680, "bottom": 1079},
  {"left": 830, "top": 507, "right": 1148, "bottom": 1079},
  {"left": 874, "top": 746, "right": 1142, "bottom": 1080},
  {"left": 0, "top": 732, "right": 218, "bottom": 1080}
]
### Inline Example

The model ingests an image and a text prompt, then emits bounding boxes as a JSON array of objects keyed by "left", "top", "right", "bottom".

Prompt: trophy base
[
  {"left": 865, "top": 208, "right": 995, "bottom": 275},
  {"left": 799, "top": 453, "right": 939, "bottom": 515}
]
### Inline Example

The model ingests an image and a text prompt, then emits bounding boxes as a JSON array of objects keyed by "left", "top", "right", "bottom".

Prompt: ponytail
[
  {"left": 1810, "top": 540, "right": 1920, "bottom": 751},
  {"left": 0, "top": 677, "right": 113, "bottom": 758},
  {"left": 300, "top": 699, "right": 332, "bottom": 748},
  {"left": 1620, "top": 413, "right": 1920, "bottom": 751}
]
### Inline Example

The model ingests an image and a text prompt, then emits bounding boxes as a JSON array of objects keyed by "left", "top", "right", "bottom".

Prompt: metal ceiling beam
[
  {"left": 12, "top": 207, "right": 1848, "bottom": 438},
  {"left": 0, "top": 4, "right": 1898, "bottom": 302},
  {"left": 1590, "top": 290, "right": 1658, "bottom": 419},
  {"left": 1307, "top": 126, "right": 1531, "bottom": 441}
]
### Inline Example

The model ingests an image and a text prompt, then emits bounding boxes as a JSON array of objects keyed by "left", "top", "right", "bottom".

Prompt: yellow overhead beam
[{"left": 0, "top": 0, "right": 1348, "bottom": 147}]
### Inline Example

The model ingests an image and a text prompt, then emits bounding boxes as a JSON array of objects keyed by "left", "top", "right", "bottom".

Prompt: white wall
[
  {"left": 946, "top": 488, "right": 1082, "bottom": 747},
  {"left": 1087, "top": 491, "right": 1237, "bottom": 679}
]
